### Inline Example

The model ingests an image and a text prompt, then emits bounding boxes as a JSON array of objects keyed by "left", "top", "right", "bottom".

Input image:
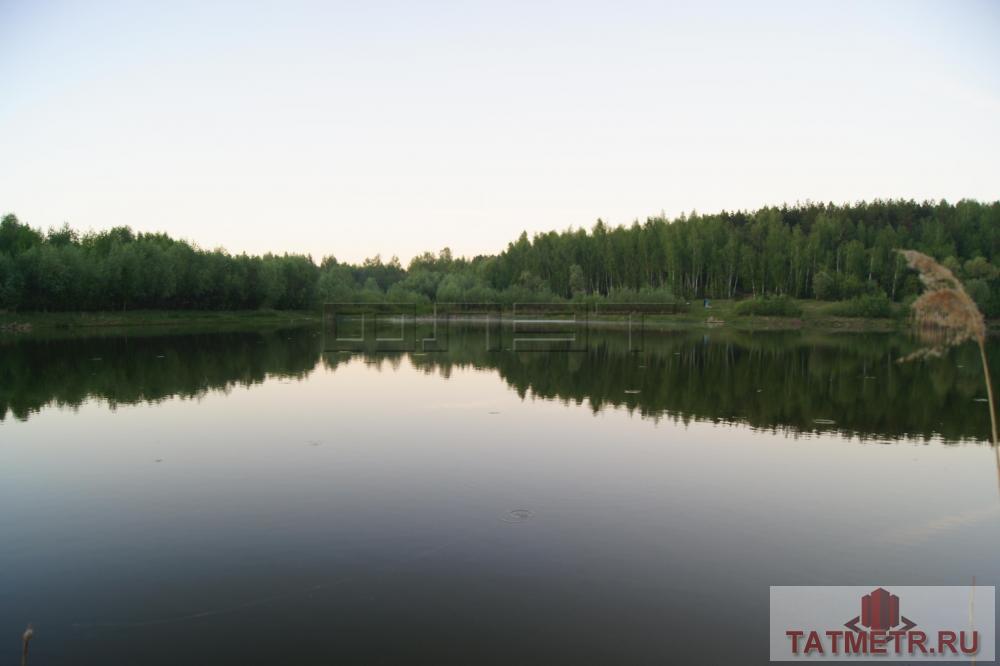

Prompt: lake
[{"left": 2, "top": 324, "right": 998, "bottom": 664}]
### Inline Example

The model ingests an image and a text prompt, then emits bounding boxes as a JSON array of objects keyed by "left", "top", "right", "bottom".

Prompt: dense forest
[{"left": 1, "top": 199, "right": 998, "bottom": 314}]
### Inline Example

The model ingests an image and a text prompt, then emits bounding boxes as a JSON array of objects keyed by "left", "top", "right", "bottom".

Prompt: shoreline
[
  {"left": 4, "top": 300, "right": 1000, "bottom": 336},
  {"left": 0, "top": 306, "right": 911, "bottom": 335}
]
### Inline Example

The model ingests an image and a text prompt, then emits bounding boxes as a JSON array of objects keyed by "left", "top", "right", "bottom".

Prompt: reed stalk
[
  {"left": 21, "top": 625, "right": 33, "bottom": 666},
  {"left": 978, "top": 340, "right": 999, "bottom": 446}
]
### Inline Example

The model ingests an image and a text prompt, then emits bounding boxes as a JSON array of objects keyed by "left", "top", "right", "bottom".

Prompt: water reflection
[
  {"left": 2, "top": 325, "right": 999, "bottom": 665},
  {"left": 1, "top": 325, "right": 996, "bottom": 443}
]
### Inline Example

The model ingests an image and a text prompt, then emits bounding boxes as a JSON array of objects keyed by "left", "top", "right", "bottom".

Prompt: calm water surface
[{"left": 1, "top": 326, "right": 998, "bottom": 664}]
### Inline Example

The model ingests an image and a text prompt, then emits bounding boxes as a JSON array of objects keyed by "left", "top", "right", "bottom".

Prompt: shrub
[
  {"left": 734, "top": 295, "right": 803, "bottom": 317},
  {"left": 603, "top": 286, "right": 677, "bottom": 304},
  {"left": 825, "top": 293, "right": 894, "bottom": 318},
  {"left": 839, "top": 275, "right": 867, "bottom": 299},
  {"left": 812, "top": 271, "right": 838, "bottom": 300}
]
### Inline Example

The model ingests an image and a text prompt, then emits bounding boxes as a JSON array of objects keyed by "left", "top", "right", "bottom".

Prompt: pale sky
[{"left": 1, "top": 0, "right": 998, "bottom": 264}]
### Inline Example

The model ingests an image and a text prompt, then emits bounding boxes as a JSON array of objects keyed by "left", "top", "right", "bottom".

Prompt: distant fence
[{"left": 322, "top": 302, "right": 689, "bottom": 353}]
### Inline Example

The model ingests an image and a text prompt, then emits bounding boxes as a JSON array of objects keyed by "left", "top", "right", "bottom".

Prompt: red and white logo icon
[{"left": 843, "top": 587, "right": 917, "bottom": 634}]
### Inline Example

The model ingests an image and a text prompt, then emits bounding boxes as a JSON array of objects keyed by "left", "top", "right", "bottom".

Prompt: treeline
[
  {"left": 1, "top": 199, "right": 998, "bottom": 314},
  {"left": 0, "top": 220, "right": 319, "bottom": 310},
  {"left": 485, "top": 199, "right": 1000, "bottom": 314}
]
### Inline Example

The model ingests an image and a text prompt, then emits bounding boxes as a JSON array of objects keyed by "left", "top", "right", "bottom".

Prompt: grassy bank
[
  {"left": 0, "top": 309, "right": 320, "bottom": 335},
  {"left": 1, "top": 299, "right": 907, "bottom": 333},
  {"left": 10, "top": 298, "right": 1000, "bottom": 336},
  {"left": 650, "top": 298, "right": 906, "bottom": 331}
]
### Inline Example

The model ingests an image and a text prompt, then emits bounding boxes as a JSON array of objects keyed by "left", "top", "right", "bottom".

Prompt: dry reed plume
[{"left": 898, "top": 250, "right": 985, "bottom": 359}]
